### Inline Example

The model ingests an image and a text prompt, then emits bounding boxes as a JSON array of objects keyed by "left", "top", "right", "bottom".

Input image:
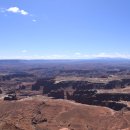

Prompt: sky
[{"left": 0, "top": 0, "right": 130, "bottom": 59}]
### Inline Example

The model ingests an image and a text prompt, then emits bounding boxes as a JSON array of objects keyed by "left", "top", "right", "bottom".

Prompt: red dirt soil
[{"left": 0, "top": 96, "right": 130, "bottom": 130}]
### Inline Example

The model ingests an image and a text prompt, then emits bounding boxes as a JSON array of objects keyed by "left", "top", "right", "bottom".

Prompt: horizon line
[{"left": 0, "top": 58, "right": 130, "bottom": 60}]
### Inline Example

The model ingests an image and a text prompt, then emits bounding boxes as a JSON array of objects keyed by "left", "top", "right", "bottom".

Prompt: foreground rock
[{"left": 0, "top": 96, "right": 130, "bottom": 130}]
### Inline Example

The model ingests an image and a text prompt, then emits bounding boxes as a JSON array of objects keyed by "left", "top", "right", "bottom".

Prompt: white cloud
[
  {"left": 90, "top": 53, "right": 130, "bottom": 59},
  {"left": 74, "top": 52, "right": 81, "bottom": 56},
  {"left": 6, "top": 7, "right": 28, "bottom": 15},
  {"left": 81, "top": 53, "right": 130, "bottom": 59},
  {"left": 1, "top": 7, "right": 37, "bottom": 21},
  {"left": 20, "top": 10, "right": 28, "bottom": 15},
  {"left": 73, "top": 52, "right": 130, "bottom": 59},
  {"left": 21, "top": 50, "right": 28, "bottom": 53},
  {"left": 32, "top": 19, "right": 37, "bottom": 22},
  {"left": 1, "top": 53, "right": 130, "bottom": 60}
]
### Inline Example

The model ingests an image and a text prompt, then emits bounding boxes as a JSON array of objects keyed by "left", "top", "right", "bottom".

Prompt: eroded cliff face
[
  {"left": 0, "top": 89, "right": 2, "bottom": 94},
  {"left": 32, "top": 78, "right": 130, "bottom": 92},
  {"left": 31, "top": 78, "right": 130, "bottom": 111},
  {"left": 0, "top": 96, "right": 130, "bottom": 130}
]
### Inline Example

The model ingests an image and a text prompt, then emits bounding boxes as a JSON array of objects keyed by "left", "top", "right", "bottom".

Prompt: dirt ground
[{"left": 0, "top": 96, "right": 130, "bottom": 130}]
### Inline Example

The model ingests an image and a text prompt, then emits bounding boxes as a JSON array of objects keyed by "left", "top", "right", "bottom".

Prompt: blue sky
[{"left": 0, "top": 0, "right": 130, "bottom": 59}]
